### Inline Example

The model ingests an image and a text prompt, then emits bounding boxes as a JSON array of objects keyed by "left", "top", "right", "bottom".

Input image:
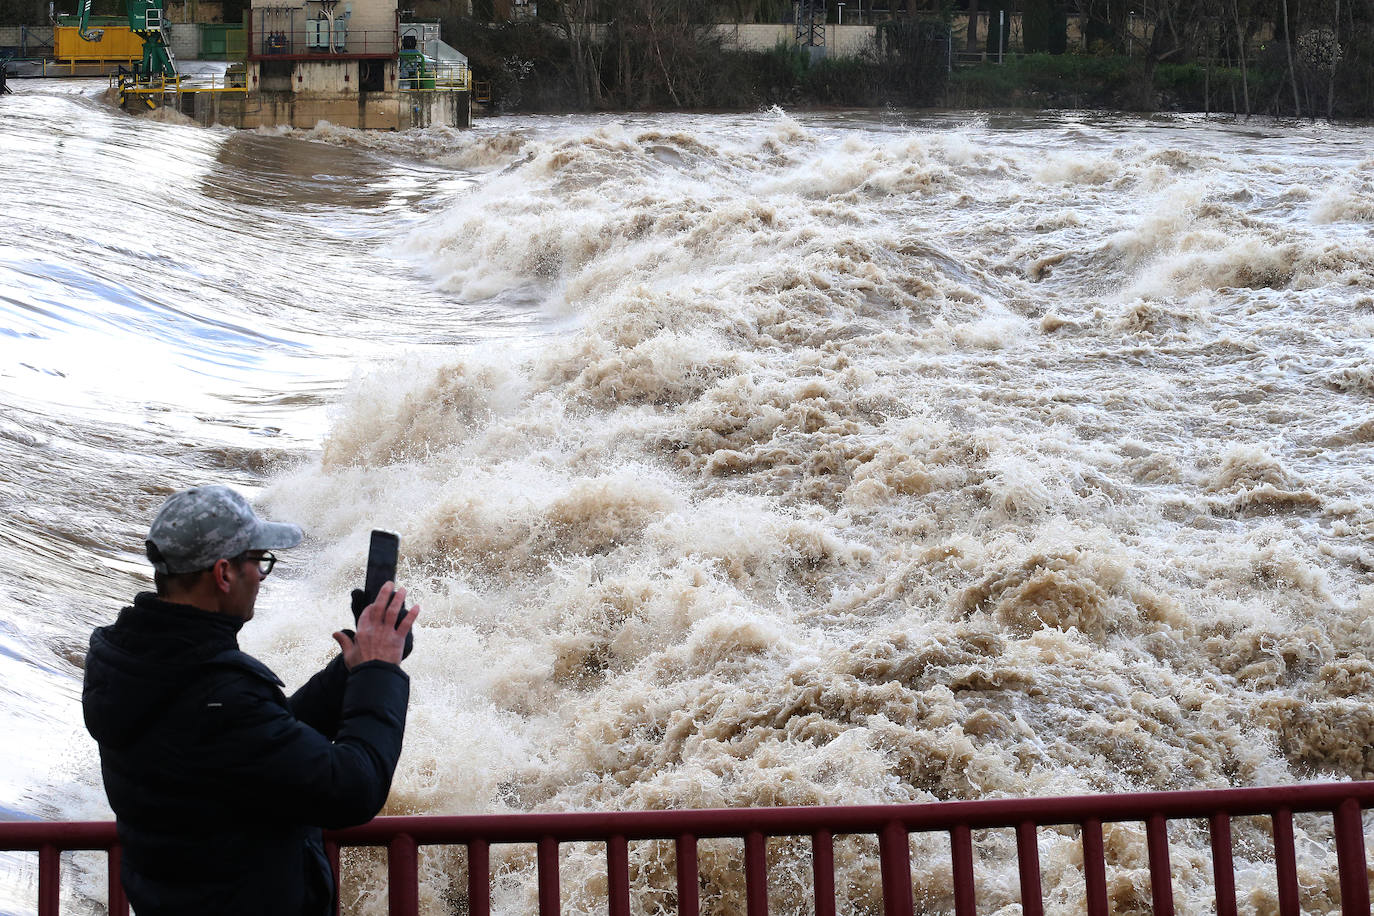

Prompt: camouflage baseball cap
[{"left": 145, "top": 485, "right": 303, "bottom": 575}]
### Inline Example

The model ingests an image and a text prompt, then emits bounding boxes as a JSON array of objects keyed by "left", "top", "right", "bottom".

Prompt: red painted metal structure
[{"left": 2, "top": 781, "right": 1371, "bottom": 915}]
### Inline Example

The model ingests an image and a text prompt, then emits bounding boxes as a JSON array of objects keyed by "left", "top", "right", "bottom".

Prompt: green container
[
  {"left": 225, "top": 26, "right": 245, "bottom": 59},
  {"left": 199, "top": 24, "right": 244, "bottom": 59}
]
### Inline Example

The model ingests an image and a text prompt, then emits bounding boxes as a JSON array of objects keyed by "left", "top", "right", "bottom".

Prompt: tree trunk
[
  {"left": 646, "top": 11, "right": 681, "bottom": 106},
  {"left": 1203, "top": 37, "right": 1210, "bottom": 114},
  {"left": 1326, "top": 0, "right": 1339, "bottom": 117},
  {"left": 1232, "top": 0, "right": 1250, "bottom": 116},
  {"left": 556, "top": 1, "right": 592, "bottom": 108},
  {"left": 1280, "top": 0, "right": 1301, "bottom": 115}
]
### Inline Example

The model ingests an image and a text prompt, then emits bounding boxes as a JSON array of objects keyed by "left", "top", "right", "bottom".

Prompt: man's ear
[{"left": 211, "top": 558, "right": 233, "bottom": 594}]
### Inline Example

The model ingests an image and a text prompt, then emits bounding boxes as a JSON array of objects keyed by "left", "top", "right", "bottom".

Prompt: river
[{"left": 1, "top": 81, "right": 1372, "bottom": 914}]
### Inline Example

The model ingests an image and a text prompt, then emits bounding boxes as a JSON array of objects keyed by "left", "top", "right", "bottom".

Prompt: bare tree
[
  {"left": 1231, "top": 0, "right": 1251, "bottom": 113},
  {"left": 605, "top": 0, "right": 725, "bottom": 107},
  {"left": 1280, "top": 0, "right": 1302, "bottom": 113},
  {"left": 546, "top": 0, "right": 605, "bottom": 106}
]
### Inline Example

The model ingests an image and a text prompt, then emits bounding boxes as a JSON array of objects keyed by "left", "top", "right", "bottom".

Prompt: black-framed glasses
[{"left": 236, "top": 552, "right": 277, "bottom": 577}]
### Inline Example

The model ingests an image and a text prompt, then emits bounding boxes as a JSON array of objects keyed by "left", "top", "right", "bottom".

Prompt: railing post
[
  {"left": 537, "top": 836, "right": 560, "bottom": 915},
  {"left": 1081, "top": 819, "right": 1108, "bottom": 916},
  {"left": 1334, "top": 798, "right": 1370, "bottom": 916},
  {"left": 468, "top": 839, "right": 491, "bottom": 916},
  {"left": 387, "top": 833, "right": 419, "bottom": 916},
  {"left": 38, "top": 844, "right": 59, "bottom": 916},
  {"left": 108, "top": 844, "right": 129, "bottom": 916},
  {"left": 608, "top": 834, "right": 631, "bottom": 916},
  {"left": 745, "top": 831, "right": 769, "bottom": 916},
  {"left": 950, "top": 823, "right": 976, "bottom": 916},
  {"left": 1209, "top": 813, "right": 1238, "bottom": 916},
  {"left": 879, "top": 821, "right": 912, "bottom": 916},
  {"left": 812, "top": 830, "right": 836, "bottom": 916},
  {"left": 1015, "top": 821, "right": 1043, "bottom": 916},
  {"left": 676, "top": 834, "right": 700, "bottom": 916},
  {"left": 325, "top": 839, "right": 341, "bottom": 916},
  {"left": 1146, "top": 815, "right": 1174, "bottom": 916},
  {"left": 1273, "top": 809, "right": 1300, "bottom": 916}
]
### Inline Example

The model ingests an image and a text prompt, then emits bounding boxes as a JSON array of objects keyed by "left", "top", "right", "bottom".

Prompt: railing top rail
[
  {"left": 0, "top": 820, "right": 119, "bottom": 849},
  {"left": 327, "top": 781, "right": 1374, "bottom": 845},
  {"left": 4, "top": 781, "right": 1371, "bottom": 852}
]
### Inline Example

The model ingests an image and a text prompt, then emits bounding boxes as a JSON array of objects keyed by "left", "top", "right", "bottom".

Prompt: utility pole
[{"left": 796, "top": 0, "right": 826, "bottom": 54}]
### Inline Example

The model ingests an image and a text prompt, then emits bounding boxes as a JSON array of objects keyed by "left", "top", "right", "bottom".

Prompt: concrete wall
[
  {"left": 341, "top": 0, "right": 395, "bottom": 43},
  {"left": 0, "top": 25, "right": 55, "bottom": 55},
  {"left": 299, "top": 57, "right": 355, "bottom": 91},
  {"left": 401, "top": 88, "right": 470, "bottom": 128},
  {"left": 295, "top": 0, "right": 394, "bottom": 47},
  {"left": 163, "top": 0, "right": 226, "bottom": 23},
  {"left": 167, "top": 23, "right": 200, "bottom": 59},
  {"left": 711, "top": 16, "right": 1162, "bottom": 58},
  {"left": 714, "top": 22, "right": 875, "bottom": 57},
  {"left": 249, "top": 58, "right": 396, "bottom": 92},
  {"left": 701, "top": 14, "right": 1185, "bottom": 58},
  {"left": 187, "top": 82, "right": 468, "bottom": 128},
  {"left": 245, "top": 90, "right": 401, "bottom": 127}
]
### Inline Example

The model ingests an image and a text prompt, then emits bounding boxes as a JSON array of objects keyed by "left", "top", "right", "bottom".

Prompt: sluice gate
[{"left": 2, "top": 781, "right": 1371, "bottom": 915}]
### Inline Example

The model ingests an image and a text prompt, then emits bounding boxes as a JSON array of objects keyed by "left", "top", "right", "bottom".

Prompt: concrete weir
[{"left": 177, "top": 85, "right": 471, "bottom": 129}]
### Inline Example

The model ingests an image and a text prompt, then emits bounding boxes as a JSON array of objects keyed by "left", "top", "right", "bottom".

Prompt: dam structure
[
  {"left": 166, "top": 3, "right": 472, "bottom": 128},
  {"left": 232, "top": 5, "right": 471, "bottom": 129}
]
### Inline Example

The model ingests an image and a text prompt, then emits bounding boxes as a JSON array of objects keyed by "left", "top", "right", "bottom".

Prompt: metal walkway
[{"left": 1, "top": 780, "right": 1371, "bottom": 915}]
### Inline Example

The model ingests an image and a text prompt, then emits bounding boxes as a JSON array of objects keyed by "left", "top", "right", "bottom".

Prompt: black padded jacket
[{"left": 82, "top": 592, "right": 410, "bottom": 916}]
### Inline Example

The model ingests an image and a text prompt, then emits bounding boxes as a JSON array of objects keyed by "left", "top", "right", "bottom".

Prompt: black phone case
[
  {"left": 350, "top": 530, "right": 413, "bottom": 658},
  {"left": 363, "top": 530, "right": 400, "bottom": 608}
]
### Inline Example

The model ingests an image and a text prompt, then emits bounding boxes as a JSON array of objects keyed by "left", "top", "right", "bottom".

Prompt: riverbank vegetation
[
  {"left": 419, "top": 0, "right": 1374, "bottom": 118},
  {"left": 4, "top": 0, "right": 1372, "bottom": 118},
  {"left": 438, "top": 17, "right": 952, "bottom": 110}
]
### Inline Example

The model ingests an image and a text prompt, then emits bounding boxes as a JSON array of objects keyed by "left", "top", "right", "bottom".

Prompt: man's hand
[{"left": 333, "top": 582, "right": 419, "bottom": 668}]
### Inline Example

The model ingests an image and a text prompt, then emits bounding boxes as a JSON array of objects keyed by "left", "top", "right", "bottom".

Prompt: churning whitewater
[
  {"left": 261, "top": 111, "right": 1374, "bottom": 915},
  {"left": 3, "top": 89, "right": 1374, "bottom": 914}
]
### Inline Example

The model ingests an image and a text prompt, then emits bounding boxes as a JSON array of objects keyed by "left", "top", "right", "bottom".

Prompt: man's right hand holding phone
[{"left": 334, "top": 582, "right": 419, "bottom": 668}]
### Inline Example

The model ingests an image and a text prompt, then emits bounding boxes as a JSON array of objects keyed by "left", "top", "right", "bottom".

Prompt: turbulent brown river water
[{"left": 2, "top": 81, "right": 1373, "bottom": 914}]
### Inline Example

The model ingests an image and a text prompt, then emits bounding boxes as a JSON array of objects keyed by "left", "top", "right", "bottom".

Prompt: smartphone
[
  {"left": 359, "top": 530, "right": 409, "bottom": 635},
  {"left": 363, "top": 529, "right": 400, "bottom": 609}
]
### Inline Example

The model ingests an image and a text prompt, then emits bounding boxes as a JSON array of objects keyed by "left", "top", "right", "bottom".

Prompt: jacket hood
[{"left": 83, "top": 593, "right": 248, "bottom": 748}]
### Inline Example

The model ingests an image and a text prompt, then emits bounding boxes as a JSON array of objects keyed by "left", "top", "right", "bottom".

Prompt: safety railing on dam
[
  {"left": 2, "top": 781, "right": 1371, "bottom": 915},
  {"left": 397, "top": 63, "right": 471, "bottom": 92}
]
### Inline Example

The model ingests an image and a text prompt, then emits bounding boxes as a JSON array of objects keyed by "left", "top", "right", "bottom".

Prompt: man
[{"left": 82, "top": 484, "right": 419, "bottom": 915}]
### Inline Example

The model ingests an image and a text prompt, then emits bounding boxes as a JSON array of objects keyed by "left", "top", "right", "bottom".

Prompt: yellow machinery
[{"left": 53, "top": 24, "right": 142, "bottom": 71}]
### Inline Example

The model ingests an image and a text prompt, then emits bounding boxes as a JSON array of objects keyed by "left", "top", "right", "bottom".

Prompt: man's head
[{"left": 146, "top": 485, "right": 302, "bottom": 619}]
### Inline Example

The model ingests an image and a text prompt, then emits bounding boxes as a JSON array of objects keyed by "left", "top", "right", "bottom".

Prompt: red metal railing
[{"left": 2, "top": 781, "right": 1371, "bottom": 915}]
